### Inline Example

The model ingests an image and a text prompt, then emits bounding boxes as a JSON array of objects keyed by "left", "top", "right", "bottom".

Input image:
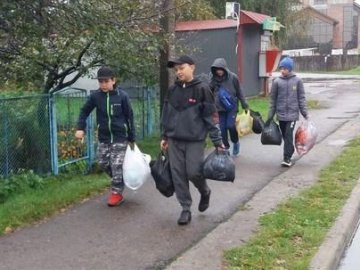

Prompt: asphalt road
[{"left": 0, "top": 77, "right": 359, "bottom": 270}]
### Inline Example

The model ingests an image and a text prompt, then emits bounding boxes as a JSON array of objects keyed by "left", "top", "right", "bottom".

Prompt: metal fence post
[
  {"left": 146, "top": 87, "right": 153, "bottom": 136},
  {"left": 49, "top": 94, "right": 59, "bottom": 175},
  {"left": 3, "top": 105, "right": 10, "bottom": 177}
]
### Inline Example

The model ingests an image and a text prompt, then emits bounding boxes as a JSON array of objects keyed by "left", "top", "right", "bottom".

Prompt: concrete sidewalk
[{"left": 166, "top": 105, "right": 360, "bottom": 268}]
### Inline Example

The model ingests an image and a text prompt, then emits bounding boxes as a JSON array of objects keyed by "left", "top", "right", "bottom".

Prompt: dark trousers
[
  {"left": 279, "top": 121, "right": 296, "bottom": 160},
  {"left": 97, "top": 142, "right": 128, "bottom": 193},
  {"left": 167, "top": 139, "right": 210, "bottom": 211},
  {"left": 219, "top": 111, "right": 238, "bottom": 149}
]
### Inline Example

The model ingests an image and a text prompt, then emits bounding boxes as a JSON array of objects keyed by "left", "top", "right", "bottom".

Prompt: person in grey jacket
[
  {"left": 160, "top": 55, "right": 225, "bottom": 225},
  {"left": 210, "top": 58, "right": 249, "bottom": 156},
  {"left": 267, "top": 57, "right": 308, "bottom": 167}
]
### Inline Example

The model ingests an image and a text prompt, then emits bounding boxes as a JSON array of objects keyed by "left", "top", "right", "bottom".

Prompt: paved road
[{"left": 0, "top": 78, "right": 359, "bottom": 270}]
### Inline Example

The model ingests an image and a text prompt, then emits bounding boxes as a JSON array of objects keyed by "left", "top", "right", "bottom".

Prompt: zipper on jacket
[{"left": 106, "top": 92, "right": 114, "bottom": 143}]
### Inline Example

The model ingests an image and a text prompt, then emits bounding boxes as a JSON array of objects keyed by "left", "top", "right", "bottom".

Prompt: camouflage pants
[{"left": 97, "top": 142, "right": 128, "bottom": 193}]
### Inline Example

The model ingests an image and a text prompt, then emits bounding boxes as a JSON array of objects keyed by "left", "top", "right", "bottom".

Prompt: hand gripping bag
[
  {"left": 250, "top": 110, "right": 264, "bottom": 134},
  {"left": 123, "top": 144, "right": 151, "bottom": 190},
  {"left": 150, "top": 152, "right": 174, "bottom": 197},
  {"left": 236, "top": 110, "right": 253, "bottom": 137},
  {"left": 295, "top": 120, "right": 318, "bottom": 155},
  {"left": 202, "top": 149, "right": 235, "bottom": 182},
  {"left": 261, "top": 119, "right": 282, "bottom": 145}
]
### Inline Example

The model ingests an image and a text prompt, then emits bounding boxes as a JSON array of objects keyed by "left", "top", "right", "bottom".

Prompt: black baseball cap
[
  {"left": 96, "top": 66, "right": 115, "bottom": 79},
  {"left": 167, "top": 55, "right": 195, "bottom": 68}
]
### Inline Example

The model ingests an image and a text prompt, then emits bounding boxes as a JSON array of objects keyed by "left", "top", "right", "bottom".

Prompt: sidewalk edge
[{"left": 310, "top": 177, "right": 360, "bottom": 270}]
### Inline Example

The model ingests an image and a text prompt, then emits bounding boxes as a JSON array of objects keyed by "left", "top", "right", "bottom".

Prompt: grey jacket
[
  {"left": 210, "top": 58, "right": 248, "bottom": 112},
  {"left": 268, "top": 73, "right": 308, "bottom": 121}
]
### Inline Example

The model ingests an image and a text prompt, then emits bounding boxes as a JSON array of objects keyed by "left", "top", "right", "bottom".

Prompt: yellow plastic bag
[{"left": 236, "top": 110, "right": 253, "bottom": 137}]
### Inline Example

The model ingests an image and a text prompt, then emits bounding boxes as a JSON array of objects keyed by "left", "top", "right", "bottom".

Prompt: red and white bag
[{"left": 295, "top": 120, "right": 318, "bottom": 155}]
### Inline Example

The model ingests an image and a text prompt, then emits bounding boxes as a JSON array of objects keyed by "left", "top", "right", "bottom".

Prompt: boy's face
[
  {"left": 98, "top": 78, "right": 116, "bottom": 92},
  {"left": 279, "top": 67, "right": 290, "bottom": 77},
  {"left": 174, "top": 63, "right": 195, "bottom": 83}
]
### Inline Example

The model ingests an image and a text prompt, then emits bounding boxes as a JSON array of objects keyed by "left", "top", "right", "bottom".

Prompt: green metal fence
[{"left": 0, "top": 86, "right": 160, "bottom": 177}]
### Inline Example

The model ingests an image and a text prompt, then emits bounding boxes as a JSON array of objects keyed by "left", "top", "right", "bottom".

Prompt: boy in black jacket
[
  {"left": 160, "top": 55, "right": 225, "bottom": 225},
  {"left": 75, "top": 66, "right": 135, "bottom": 206}
]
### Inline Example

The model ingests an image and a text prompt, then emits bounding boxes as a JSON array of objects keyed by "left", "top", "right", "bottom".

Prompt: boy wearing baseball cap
[
  {"left": 75, "top": 66, "right": 136, "bottom": 206},
  {"left": 160, "top": 55, "right": 224, "bottom": 225}
]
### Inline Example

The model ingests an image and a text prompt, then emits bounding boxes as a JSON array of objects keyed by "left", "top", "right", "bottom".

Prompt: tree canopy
[{"left": 0, "top": 0, "right": 164, "bottom": 92}]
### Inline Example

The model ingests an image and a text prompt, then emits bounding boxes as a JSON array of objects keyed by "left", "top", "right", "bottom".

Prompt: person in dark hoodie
[
  {"left": 160, "top": 55, "right": 225, "bottom": 225},
  {"left": 267, "top": 57, "right": 309, "bottom": 167},
  {"left": 75, "top": 66, "right": 135, "bottom": 206},
  {"left": 210, "top": 58, "right": 249, "bottom": 156}
]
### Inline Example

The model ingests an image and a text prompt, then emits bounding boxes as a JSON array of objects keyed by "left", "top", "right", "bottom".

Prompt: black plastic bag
[
  {"left": 250, "top": 110, "right": 264, "bottom": 134},
  {"left": 261, "top": 119, "right": 282, "bottom": 145},
  {"left": 202, "top": 150, "right": 235, "bottom": 182},
  {"left": 150, "top": 152, "right": 174, "bottom": 197}
]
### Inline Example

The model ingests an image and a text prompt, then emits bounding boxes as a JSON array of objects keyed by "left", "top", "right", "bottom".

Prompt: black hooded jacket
[
  {"left": 161, "top": 78, "right": 222, "bottom": 146},
  {"left": 210, "top": 58, "right": 248, "bottom": 112},
  {"left": 77, "top": 86, "right": 135, "bottom": 144}
]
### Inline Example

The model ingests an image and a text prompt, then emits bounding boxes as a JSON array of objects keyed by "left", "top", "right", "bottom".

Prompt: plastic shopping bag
[
  {"left": 202, "top": 149, "right": 235, "bottom": 182},
  {"left": 236, "top": 110, "right": 253, "bottom": 137},
  {"left": 150, "top": 152, "right": 174, "bottom": 197},
  {"left": 123, "top": 144, "right": 151, "bottom": 190},
  {"left": 295, "top": 120, "right": 318, "bottom": 155},
  {"left": 250, "top": 110, "right": 264, "bottom": 134},
  {"left": 261, "top": 119, "right": 282, "bottom": 145}
]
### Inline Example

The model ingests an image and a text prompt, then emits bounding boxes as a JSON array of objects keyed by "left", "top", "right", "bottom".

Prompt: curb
[{"left": 310, "top": 177, "right": 360, "bottom": 270}]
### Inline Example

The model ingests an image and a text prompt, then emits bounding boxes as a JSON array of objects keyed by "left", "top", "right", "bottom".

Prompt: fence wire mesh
[
  {"left": 0, "top": 86, "right": 160, "bottom": 178},
  {"left": 0, "top": 95, "right": 51, "bottom": 177}
]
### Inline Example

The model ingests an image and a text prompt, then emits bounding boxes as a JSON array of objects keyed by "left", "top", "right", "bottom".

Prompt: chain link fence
[{"left": 0, "top": 86, "right": 160, "bottom": 178}]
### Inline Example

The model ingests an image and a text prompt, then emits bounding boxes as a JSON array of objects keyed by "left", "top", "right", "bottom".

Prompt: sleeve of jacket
[
  {"left": 297, "top": 79, "right": 308, "bottom": 119},
  {"left": 268, "top": 79, "right": 278, "bottom": 119},
  {"left": 76, "top": 93, "right": 96, "bottom": 131},
  {"left": 201, "top": 85, "right": 223, "bottom": 147},
  {"left": 233, "top": 75, "right": 249, "bottom": 109},
  {"left": 122, "top": 93, "right": 136, "bottom": 142}
]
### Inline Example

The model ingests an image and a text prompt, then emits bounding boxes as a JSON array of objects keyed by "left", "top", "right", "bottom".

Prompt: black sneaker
[
  {"left": 281, "top": 158, "right": 293, "bottom": 167},
  {"left": 198, "top": 190, "right": 211, "bottom": 212},
  {"left": 177, "top": 210, "right": 191, "bottom": 225}
]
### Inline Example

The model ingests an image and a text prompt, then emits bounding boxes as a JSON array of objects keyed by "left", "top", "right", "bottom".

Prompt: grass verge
[
  {"left": 0, "top": 173, "right": 109, "bottom": 236},
  {"left": 224, "top": 136, "right": 360, "bottom": 270}
]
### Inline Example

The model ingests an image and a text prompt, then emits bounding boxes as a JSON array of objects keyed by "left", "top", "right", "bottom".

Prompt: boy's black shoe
[
  {"left": 281, "top": 158, "right": 293, "bottom": 167},
  {"left": 177, "top": 210, "right": 191, "bottom": 225},
  {"left": 198, "top": 190, "right": 211, "bottom": 212}
]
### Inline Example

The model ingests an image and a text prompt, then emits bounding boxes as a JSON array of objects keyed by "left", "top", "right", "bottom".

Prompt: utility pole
[{"left": 159, "top": 0, "right": 175, "bottom": 113}]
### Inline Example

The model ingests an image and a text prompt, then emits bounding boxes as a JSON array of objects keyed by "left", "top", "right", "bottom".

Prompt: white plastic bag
[{"left": 123, "top": 144, "right": 151, "bottom": 190}]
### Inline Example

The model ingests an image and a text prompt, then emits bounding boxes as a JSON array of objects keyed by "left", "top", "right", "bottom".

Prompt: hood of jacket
[{"left": 211, "top": 58, "right": 230, "bottom": 81}]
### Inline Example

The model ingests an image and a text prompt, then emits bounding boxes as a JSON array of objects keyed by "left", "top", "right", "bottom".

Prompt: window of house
[
  {"left": 343, "top": 6, "right": 358, "bottom": 49},
  {"left": 311, "top": 18, "right": 333, "bottom": 43}
]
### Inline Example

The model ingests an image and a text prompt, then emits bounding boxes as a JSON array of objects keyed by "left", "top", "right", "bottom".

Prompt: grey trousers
[
  {"left": 167, "top": 138, "right": 210, "bottom": 211},
  {"left": 97, "top": 142, "right": 128, "bottom": 193}
]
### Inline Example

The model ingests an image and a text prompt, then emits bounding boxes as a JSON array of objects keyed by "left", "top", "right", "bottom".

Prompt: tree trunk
[{"left": 159, "top": 0, "right": 175, "bottom": 114}]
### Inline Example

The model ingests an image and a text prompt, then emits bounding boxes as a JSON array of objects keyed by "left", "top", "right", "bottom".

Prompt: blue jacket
[{"left": 77, "top": 87, "right": 135, "bottom": 143}]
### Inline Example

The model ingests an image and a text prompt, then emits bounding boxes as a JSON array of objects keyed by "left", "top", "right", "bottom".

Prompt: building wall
[
  {"left": 298, "top": 0, "right": 359, "bottom": 49},
  {"left": 241, "top": 24, "right": 262, "bottom": 97},
  {"left": 175, "top": 28, "right": 238, "bottom": 81}
]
